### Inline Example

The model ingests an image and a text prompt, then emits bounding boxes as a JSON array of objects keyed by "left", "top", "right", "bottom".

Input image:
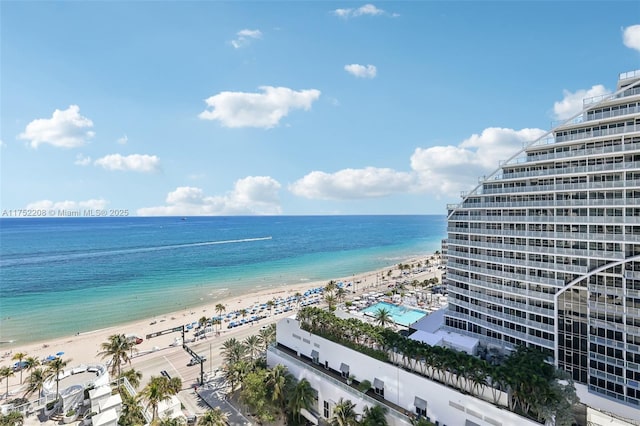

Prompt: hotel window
[
  {"left": 414, "top": 396, "right": 427, "bottom": 417},
  {"left": 323, "top": 401, "right": 330, "bottom": 419},
  {"left": 311, "top": 388, "right": 319, "bottom": 413},
  {"left": 373, "top": 378, "right": 385, "bottom": 397},
  {"left": 340, "top": 363, "right": 350, "bottom": 379}
]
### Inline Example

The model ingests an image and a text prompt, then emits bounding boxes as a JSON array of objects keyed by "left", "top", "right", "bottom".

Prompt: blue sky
[{"left": 1, "top": 1, "right": 639, "bottom": 216}]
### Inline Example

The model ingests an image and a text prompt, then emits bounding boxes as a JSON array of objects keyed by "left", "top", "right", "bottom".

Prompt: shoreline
[
  {"left": 0, "top": 247, "right": 440, "bottom": 346},
  {"left": 0, "top": 253, "right": 443, "bottom": 375},
  {"left": 0, "top": 247, "right": 438, "bottom": 346}
]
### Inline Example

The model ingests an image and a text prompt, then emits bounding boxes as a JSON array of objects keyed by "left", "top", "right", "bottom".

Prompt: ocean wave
[{"left": 0, "top": 236, "right": 272, "bottom": 267}]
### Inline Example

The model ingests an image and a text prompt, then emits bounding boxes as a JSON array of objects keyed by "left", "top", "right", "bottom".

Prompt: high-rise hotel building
[{"left": 444, "top": 70, "right": 640, "bottom": 411}]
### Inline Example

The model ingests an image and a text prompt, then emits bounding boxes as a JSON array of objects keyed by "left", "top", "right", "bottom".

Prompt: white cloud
[
  {"left": 137, "top": 176, "right": 282, "bottom": 216},
  {"left": 18, "top": 105, "right": 95, "bottom": 148},
  {"left": 0, "top": 139, "right": 5, "bottom": 148},
  {"left": 333, "top": 4, "right": 387, "bottom": 18},
  {"left": 117, "top": 135, "right": 128, "bottom": 145},
  {"left": 198, "top": 86, "right": 321, "bottom": 128},
  {"left": 231, "top": 28, "right": 262, "bottom": 49},
  {"left": 289, "top": 167, "right": 415, "bottom": 200},
  {"left": 74, "top": 154, "right": 92, "bottom": 166},
  {"left": 552, "top": 85, "right": 610, "bottom": 120},
  {"left": 289, "top": 127, "right": 546, "bottom": 201},
  {"left": 94, "top": 154, "right": 160, "bottom": 173},
  {"left": 344, "top": 64, "right": 377, "bottom": 79},
  {"left": 410, "top": 127, "right": 546, "bottom": 195},
  {"left": 26, "top": 198, "right": 107, "bottom": 210},
  {"left": 623, "top": 24, "right": 640, "bottom": 52}
]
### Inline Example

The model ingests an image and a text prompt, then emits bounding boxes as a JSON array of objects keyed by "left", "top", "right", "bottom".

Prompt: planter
[
  {"left": 63, "top": 410, "right": 78, "bottom": 424},
  {"left": 43, "top": 400, "right": 59, "bottom": 417},
  {"left": 81, "top": 411, "right": 97, "bottom": 426}
]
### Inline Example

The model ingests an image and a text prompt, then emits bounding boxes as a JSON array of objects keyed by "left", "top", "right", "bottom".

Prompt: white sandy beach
[{"left": 0, "top": 254, "right": 443, "bottom": 400}]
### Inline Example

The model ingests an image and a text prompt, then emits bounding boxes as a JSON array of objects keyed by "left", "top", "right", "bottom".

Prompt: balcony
[
  {"left": 496, "top": 160, "right": 640, "bottom": 182},
  {"left": 555, "top": 124, "right": 640, "bottom": 144},
  {"left": 480, "top": 179, "right": 640, "bottom": 196}
]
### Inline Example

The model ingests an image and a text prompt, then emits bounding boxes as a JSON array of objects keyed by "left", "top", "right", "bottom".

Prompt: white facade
[
  {"left": 444, "top": 70, "right": 640, "bottom": 417},
  {"left": 89, "top": 386, "right": 112, "bottom": 415},
  {"left": 268, "top": 316, "right": 540, "bottom": 426}
]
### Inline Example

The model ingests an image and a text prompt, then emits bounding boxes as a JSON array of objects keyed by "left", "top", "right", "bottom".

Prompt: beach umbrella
[{"left": 56, "top": 351, "right": 65, "bottom": 356}]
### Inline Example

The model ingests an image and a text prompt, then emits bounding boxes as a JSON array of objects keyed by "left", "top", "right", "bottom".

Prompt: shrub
[
  {"left": 358, "top": 379, "right": 372, "bottom": 393},
  {"left": 45, "top": 400, "right": 58, "bottom": 410},
  {"left": 8, "top": 397, "right": 28, "bottom": 406},
  {"left": 66, "top": 409, "right": 76, "bottom": 417}
]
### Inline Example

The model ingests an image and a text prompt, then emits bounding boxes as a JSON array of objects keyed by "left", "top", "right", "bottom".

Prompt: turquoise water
[
  {"left": 0, "top": 215, "right": 446, "bottom": 344},
  {"left": 361, "top": 301, "right": 427, "bottom": 326}
]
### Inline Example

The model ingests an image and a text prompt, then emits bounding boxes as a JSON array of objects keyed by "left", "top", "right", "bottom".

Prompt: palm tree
[
  {"left": 23, "top": 367, "right": 46, "bottom": 398},
  {"left": 225, "top": 359, "right": 251, "bottom": 392},
  {"left": 98, "top": 334, "right": 138, "bottom": 377},
  {"left": 23, "top": 356, "right": 40, "bottom": 374},
  {"left": 139, "top": 376, "right": 182, "bottom": 422},
  {"left": 156, "top": 415, "right": 186, "bottom": 426},
  {"left": 11, "top": 352, "right": 27, "bottom": 384},
  {"left": 198, "top": 316, "right": 208, "bottom": 329},
  {"left": 197, "top": 407, "right": 229, "bottom": 426},
  {"left": 215, "top": 303, "right": 226, "bottom": 332},
  {"left": 373, "top": 307, "right": 393, "bottom": 328},
  {"left": 212, "top": 318, "right": 222, "bottom": 334},
  {"left": 119, "top": 368, "right": 143, "bottom": 389},
  {"left": 118, "top": 389, "right": 146, "bottom": 426},
  {"left": 288, "top": 378, "right": 315, "bottom": 422},
  {"left": 221, "top": 338, "right": 245, "bottom": 365},
  {"left": 0, "top": 366, "right": 14, "bottom": 398},
  {"left": 244, "top": 335, "right": 261, "bottom": 360},
  {"left": 361, "top": 404, "right": 388, "bottom": 426},
  {"left": 258, "top": 324, "right": 276, "bottom": 352},
  {"left": 324, "top": 294, "right": 337, "bottom": 311},
  {"left": 336, "top": 287, "right": 347, "bottom": 304},
  {"left": 267, "top": 364, "right": 291, "bottom": 411},
  {"left": 44, "top": 357, "right": 69, "bottom": 400},
  {"left": 266, "top": 300, "right": 275, "bottom": 317},
  {"left": 330, "top": 398, "right": 359, "bottom": 426},
  {"left": 324, "top": 280, "right": 337, "bottom": 295}
]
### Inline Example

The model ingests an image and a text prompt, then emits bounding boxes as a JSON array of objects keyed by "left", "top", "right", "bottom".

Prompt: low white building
[
  {"left": 267, "top": 316, "right": 540, "bottom": 426},
  {"left": 92, "top": 408, "right": 119, "bottom": 426}
]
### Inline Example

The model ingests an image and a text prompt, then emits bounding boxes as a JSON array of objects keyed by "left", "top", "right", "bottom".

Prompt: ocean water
[{"left": 0, "top": 215, "right": 446, "bottom": 345}]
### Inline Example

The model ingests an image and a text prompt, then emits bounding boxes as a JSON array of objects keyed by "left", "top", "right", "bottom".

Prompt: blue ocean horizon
[{"left": 0, "top": 215, "right": 446, "bottom": 345}]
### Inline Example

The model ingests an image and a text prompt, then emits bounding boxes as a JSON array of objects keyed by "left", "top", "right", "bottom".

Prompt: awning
[
  {"left": 414, "top": 396, "right": 427, "bottom": 410},
  {"left": 340, "top": 363, "right": 349, "bottom": 374},
  {"left": 311, "top": 350, "right": 319, "bottom": 359},
  {"left": 373, "top": 378, "right": 384, "bottom": 389}
]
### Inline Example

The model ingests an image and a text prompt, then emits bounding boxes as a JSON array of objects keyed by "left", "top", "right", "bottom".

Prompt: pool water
[{"left": 361, "top": 301, "right": 427, "bottom": 326}]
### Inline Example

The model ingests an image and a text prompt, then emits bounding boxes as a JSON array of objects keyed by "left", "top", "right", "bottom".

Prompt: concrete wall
[
  {"left": 271, "top": 317, "right": 540, "bottom": 426},
  {"left": 575, "top": 384, "right": 640, "bottom": 426}
]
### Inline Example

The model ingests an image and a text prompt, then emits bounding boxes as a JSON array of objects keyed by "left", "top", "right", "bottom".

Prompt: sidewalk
[{"left": 192, "top": 375, "right": 252, "bottom": 426}]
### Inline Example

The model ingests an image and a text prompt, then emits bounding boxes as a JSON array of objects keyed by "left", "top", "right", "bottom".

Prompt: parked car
[{"left": 125, "top": 334, "right": 143, "bottom": 345}]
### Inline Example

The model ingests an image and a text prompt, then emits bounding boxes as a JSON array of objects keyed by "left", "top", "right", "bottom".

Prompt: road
[{"left": 129, "top": 317, "right": 279, "bottom": 421}]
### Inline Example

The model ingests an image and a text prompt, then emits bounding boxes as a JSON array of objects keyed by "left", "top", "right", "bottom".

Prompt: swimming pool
[{"left": 361, "top": 301, "right": 427, "bottom": 327}]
